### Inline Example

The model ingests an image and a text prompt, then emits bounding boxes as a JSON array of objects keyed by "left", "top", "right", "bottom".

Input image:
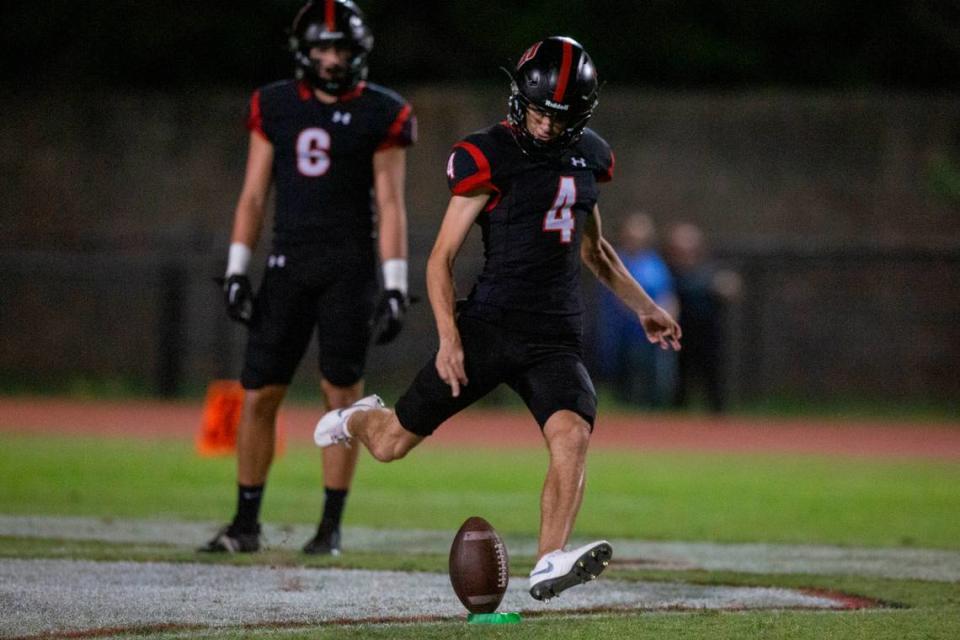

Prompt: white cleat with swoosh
[
  {"left": 529, "top": 540, "right": 613, "bottom": 601},
  {"left": 313, "top": 394, "right": 385, "bottom": 448}
]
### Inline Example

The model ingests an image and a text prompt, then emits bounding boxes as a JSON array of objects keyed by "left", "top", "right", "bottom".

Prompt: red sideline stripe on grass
[{"left": 1, "top": 398, "right": 959, "bottom": 460}]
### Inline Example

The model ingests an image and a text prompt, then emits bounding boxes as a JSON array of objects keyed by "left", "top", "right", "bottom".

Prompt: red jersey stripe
[
  {"left": 297, "top": 81, "right": 312, "bottom": 101},
  {"left": 553, "top": 41, "right": 573, "bottom": 103},
  {"left": 376, "top": 103, "right": 416, "bottom": 150},
  {"left": 451, "top": 142, "right": 492, "bottom": 192},
  {"left": 245, "top": 90, "right": 268, "bottom": 141},
  {"left": 599, "top": 150, "right": 615, "bottom": 183},
  {"left": 451, "top": 142, "right": 502, "bottom": 210},
  {"left": 338, "top": 80, "right": 367, "bottom": 102}
]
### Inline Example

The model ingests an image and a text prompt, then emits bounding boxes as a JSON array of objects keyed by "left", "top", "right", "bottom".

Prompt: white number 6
[{"left": 296, "top": 127, "right": 331, "bottom": 176}]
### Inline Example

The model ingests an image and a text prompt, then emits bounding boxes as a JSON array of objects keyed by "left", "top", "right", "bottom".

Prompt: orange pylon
[{"left": 197, "top": 380, "right": 285, "bottom": 456}]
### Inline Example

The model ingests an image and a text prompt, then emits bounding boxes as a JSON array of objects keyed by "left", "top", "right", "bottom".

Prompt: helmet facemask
[
  {"left": 506, "top": 37, "right": 600, "bottom": 159},
  {"left": 508, "top": 81, "right": 597, "bottom": 158},
  {"left": 290, "top": 1, "right": 373, "bottom": 96}
]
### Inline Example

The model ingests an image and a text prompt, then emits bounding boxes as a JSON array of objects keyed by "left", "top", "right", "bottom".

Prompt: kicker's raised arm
[{"left": 581, "top": 205, "right": 682, "bottom": 350}]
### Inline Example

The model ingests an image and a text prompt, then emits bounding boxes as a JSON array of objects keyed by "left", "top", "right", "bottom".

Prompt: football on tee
[{"left": 448, "top": 516, "right": 510, "bottom": 613}]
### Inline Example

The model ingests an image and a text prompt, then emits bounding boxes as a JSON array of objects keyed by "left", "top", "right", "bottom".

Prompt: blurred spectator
[
  {"left": 597, "top": 212, "right": 678, "bottom": 408},
  {"left": 664, "top": 223, "right": 742, "bottom": 414}
]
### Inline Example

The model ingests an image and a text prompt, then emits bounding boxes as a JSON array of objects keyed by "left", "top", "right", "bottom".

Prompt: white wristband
[
  {"left": 226, "top": 242, "right": 252, "bottom": 277},
  {"left": 382, "top": 258, "right": 408, "bottom": 295}
]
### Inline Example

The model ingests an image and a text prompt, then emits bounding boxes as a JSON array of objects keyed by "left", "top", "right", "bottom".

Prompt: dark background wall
[
  {"left": 2, "top": 2, "right": 959, "bottom": 404},
  {"left": 5, "top": 1, "right": 959, "bottom": 89}
]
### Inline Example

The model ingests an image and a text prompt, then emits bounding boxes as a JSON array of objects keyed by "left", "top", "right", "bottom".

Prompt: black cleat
[
  {"left": 529, "top": 540, "right": 613, "bottom": 601},
  {"left": 302, "top": 526, "right": 341, "bottom": 556},
  {"left": 198, "top": 524, "right": 261, "bottom": 553}
]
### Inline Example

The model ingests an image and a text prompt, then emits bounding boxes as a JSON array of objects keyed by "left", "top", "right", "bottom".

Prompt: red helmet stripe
[
  {"left": 325, "top": 0, "right": 336, "bottom": 31},
  {"left": 553, "top": 40, "right": 574, "bottom": 103}
]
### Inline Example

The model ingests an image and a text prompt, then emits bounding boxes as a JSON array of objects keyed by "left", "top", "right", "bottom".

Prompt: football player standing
[
  {"left": 313, "top": 37, "right": 681, "bottom": 599},
  {"left": 202, "top": 0, "right": 416, "bottom": 555}
]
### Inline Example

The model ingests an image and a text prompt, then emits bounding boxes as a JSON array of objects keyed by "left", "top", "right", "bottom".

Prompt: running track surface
[{"left": 2, "top": 397, "right": 959, "bottom": 460}]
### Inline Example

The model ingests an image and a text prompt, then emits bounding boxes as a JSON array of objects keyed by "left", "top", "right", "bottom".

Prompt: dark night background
[
  {"left": 3, "top": 1, "right": 959, "bottom": 89},
  {"left": 2, "top": 1, "right": 959, "bottom": 404}
]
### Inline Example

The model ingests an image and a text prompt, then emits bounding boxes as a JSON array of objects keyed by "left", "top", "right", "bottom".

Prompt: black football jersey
[
  {"left": 446, "top": 123, "right": 614, "bottom": 335},
  {"left": 247, "top": 80, "right": 416, "bottom": 252}
]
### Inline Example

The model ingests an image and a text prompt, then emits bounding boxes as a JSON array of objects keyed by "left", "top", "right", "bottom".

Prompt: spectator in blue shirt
[
  {"left": 597, "top": 212, "right": 678, "bottom": 407},
  {"left": 664, "top": 223, "right": 742, "bottom": 414}
]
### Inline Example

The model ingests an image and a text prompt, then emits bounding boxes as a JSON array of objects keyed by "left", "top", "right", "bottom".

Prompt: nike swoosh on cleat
[{"left": 530, "top": 560, "right": 554, "bottom": 577}]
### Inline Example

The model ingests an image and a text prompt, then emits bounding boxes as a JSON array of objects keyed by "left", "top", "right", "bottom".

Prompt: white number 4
[{"left": 543, "top": 176, "right": 577, "bottom": 243}]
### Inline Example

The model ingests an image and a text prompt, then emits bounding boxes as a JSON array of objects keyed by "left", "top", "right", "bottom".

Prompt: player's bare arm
[
  {"left": 581, "top": 204, "right": 682, "bottom": 350},
  {"left": 230, "top": 132, "right": 274, "bottom": 251},
  {"left": 373, "top": 147, "right": 408, "bottom": 263},
  {"left": 426, "top": 192, "right": 490, "bottom": 397},
  {"left": 220, "top": 132, "right": 275, "bottom": 324},
  {"left": 370, "top": 146, "right": 414, "bottom": 344}
]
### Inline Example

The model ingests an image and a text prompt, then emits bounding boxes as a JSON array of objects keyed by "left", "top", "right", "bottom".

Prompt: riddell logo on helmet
[{"left": 544, "top": 100, "right": 570, "bottom": 111}]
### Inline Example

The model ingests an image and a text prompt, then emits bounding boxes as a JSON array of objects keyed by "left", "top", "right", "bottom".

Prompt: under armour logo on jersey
[
  {"left": 571, "top": 157, "right": 587, "bottom": 167},
  {"left": 267, "top": 254, "right": 286, "bottom": 268},
  {"left": 332, "top": 111, "right": 352, "bottom": 125}
]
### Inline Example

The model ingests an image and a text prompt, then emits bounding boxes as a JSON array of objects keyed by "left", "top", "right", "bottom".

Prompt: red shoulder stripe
[
  {"left": 376, "top": 103, "right": 415, "bottom": 151},
  {"left": 297, "top": 81, "right": 312, "bottom": 101},
  {"left": 599, "top": 150, "right": 615, "bottom": 183},
  {"left": 337, "top": 80, "right": 367, "bottom": 103},
  {"left": 451, "top": 142, "right": 492, "bottom": 194},
  {"left": 245, "top": 90, "right": 268, "bottom": 141},
  {"left": 451, "top": 142, "right": 502, "bottom": 210}
]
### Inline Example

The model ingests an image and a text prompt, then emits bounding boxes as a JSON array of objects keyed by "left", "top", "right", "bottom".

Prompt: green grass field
[
  {"left": 3, "top": 435, "right": 959, "bottom": 548},
  {"left": 2, "top": 431, "right": 960, "bottom": 638}
]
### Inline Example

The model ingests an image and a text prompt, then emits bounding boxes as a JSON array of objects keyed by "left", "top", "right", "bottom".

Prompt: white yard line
[
  {"left": 3, "top": 514, "right": 960, "bottom": 582},
  {"left": 0, "top": 558, "right": 847, "bottom": 637}
]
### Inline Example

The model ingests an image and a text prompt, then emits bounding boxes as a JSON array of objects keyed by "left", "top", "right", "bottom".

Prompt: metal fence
[{"left": 2, "top": 245, "right": 957, "bottom": 402}]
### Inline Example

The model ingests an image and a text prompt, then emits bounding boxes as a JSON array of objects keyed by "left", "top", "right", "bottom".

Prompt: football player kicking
[
  {"left": 202, "top": 0, "right": 416, "bottom": 555},
  {"left": 314, "top": 37, "right": 681, "bottom": 599}
]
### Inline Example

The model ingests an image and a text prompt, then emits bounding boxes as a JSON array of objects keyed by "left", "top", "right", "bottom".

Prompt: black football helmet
[
  {"left": 508, "top": 37, "right": 600, "bottom": 157},
  {"left": 289, "top": 0, "right": 373, "bottom": 95}
]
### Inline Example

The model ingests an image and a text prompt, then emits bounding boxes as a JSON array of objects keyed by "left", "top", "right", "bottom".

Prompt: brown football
[{"left": 448, "top": 516, "right": 510, "bottom": 613}]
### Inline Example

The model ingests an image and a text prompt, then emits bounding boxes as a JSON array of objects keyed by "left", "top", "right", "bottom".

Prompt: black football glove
[
  {"left": 222, "top": 274, "right": 254, "bottom": 325},
  {"left": 372, "top": 289, "right": 410, "bottom": 345}
]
